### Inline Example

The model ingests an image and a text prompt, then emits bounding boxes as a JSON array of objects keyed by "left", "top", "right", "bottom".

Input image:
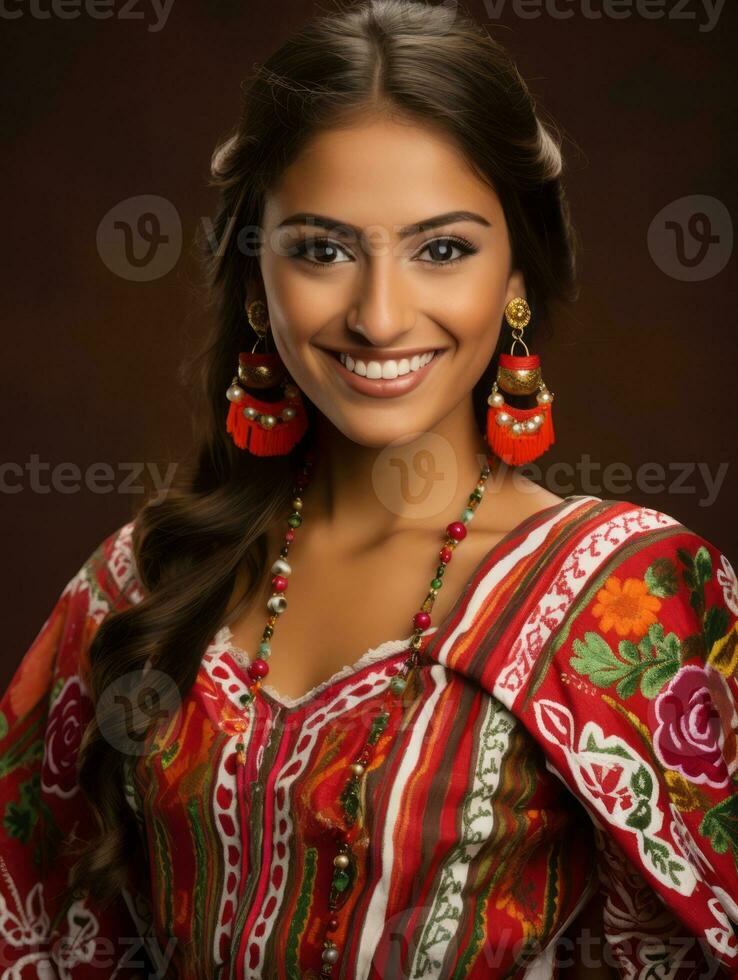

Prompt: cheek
[{"left": 443, "top": 304, "right": 503, "bottom": 363}]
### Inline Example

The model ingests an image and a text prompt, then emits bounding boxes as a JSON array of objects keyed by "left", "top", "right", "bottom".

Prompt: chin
[{"left": 319, "top": 410, "right": 439, "bottom": 451}]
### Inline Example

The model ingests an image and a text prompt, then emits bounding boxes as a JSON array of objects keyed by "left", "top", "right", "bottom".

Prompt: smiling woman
[{"left": 1, "top": 1, "right": 737, "bottom": 978}]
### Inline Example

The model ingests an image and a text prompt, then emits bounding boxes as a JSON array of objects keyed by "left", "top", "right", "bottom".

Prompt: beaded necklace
[{"left": 232, "top": 447, "right": 495, "bottom": 975}]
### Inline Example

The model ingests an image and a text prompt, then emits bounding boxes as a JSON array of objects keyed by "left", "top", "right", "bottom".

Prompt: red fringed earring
[
  {"left": 225, "top": 299, "right": 309, "bottom": 456},
  {"left": 485, "top": 297, "right": 555, "bottom": 466}
]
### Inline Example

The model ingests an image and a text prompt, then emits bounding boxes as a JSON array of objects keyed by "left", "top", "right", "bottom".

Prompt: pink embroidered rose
[
  {"left": 41, "top": 676, "right": 91, "bottom": 798},
  {"left": 653, "top": 665, "right": 731, "bottom": 788}
]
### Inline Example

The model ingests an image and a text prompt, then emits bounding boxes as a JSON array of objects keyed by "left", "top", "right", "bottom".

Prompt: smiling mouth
[
  {"left": 331, "top": 349, "right": 440, "bottom": 379},
  {"left": 319, "top": 346, "right": 447, "bottom": 399}
]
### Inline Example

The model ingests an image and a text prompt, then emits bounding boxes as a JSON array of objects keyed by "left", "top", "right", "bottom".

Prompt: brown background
[{"left": 2, "top": 0, "right": 736, "bottom": 688}]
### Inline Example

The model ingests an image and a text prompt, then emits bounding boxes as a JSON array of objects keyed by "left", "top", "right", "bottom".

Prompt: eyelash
[{"left": 290, "top": 235, "right": 478, "bottom": 269}]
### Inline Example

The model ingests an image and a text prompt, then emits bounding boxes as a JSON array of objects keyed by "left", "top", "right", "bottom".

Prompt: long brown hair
[{"left": 69, "top": 0, "right": 579, "bottom": 906}]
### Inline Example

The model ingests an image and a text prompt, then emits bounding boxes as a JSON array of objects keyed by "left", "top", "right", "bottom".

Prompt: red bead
[
  {"left": 439, "top": 546, "right": 452, "bottom": 563},
  {"left": 248, "top": 658, "right": 269, "bottom": 679},
  {"left": 272, "top": 575, "right": 288, "bottom": 592},
  {"left": 414, "top": 611, "right": 431, "bottom": 630},
  {"left": 285, "top": 530, "right": 295, "bottom": 542},
  {"left": 327, "top": 918, "right": 339, "bottom": 931},
  {"left": 447, "top": 521, "right": 467, "bottom": 541}
]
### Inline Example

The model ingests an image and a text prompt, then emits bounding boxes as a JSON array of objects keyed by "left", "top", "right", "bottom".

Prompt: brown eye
[
  {"left": 291, "top": 237, "right": 353, "bottom": 265},
  {"left": 416, "top": 235, "right": 478, "bottom": 266}
]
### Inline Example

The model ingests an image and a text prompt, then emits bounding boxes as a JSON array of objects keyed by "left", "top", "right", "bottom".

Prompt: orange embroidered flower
[{"left": 592, "top": 575, "right": 661, "bottom": 639}]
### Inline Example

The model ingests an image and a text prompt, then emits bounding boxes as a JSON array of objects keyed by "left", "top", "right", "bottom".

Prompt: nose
[{"left": 348, "top": 254, "right": 416, "bottom": 347}]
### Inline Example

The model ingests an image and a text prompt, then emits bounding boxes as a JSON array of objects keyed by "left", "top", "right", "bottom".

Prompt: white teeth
[{"left": 338, "top": 350, "right": 436, "bottom": 378}]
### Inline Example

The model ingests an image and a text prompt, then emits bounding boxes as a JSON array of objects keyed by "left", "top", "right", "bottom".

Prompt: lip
[{"left": 321, "top": 347, "right": 446, "bottom": 399}]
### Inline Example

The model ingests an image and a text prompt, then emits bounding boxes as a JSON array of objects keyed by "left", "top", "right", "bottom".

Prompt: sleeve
[
  {"left": 0, "top": 522, "right": 155, "bottom": 978},
  {"left": 519, "top": 521, "right": 738, "bottom": 979}
]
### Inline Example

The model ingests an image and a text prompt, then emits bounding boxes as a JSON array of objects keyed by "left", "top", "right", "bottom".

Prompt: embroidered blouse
[{"left": 1, "top": 494, "right": 737, "bottom": 979}]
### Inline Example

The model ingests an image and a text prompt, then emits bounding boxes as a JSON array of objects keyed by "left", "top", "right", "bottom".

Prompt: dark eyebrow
[{"left": 275, "top": 210, "right": 492, "bottom": 238}]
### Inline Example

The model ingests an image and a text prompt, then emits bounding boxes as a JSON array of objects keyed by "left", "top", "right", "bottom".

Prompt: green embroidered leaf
[
  {"left": 615, "top": 669, "right": 643, "bottom": 700},
  {"left": 19, "top": 773, "right": 40, "bottom": 808},
  {"left": 700, "top": 795, "right": 738, "bottom": 861},
  {"left": 641, "top": 661, "right": 680, "bottom": 699},
  {"left": 644, "top": 558, "right": 679, "bottom": 598},
  {"left": 582, "top": 732, "right": 633, "bottom": 761},
  {"left": 2, "top": 774, "right": 41, "bottom": 845},
  {"left": 617, "top": 640, "right": 642, "bottom": 666},
  {"left": 625, "top": 798, "right": 652, "bottom": 831},
  {"left": 3, "top": 802, "right": 35, "bottom": 843},
  {"left": 0, "top": 739, "right": 44, "bottom": 779},
  {"left": 694, "top": 546, "right": 712, "bottom": 586},
  {"left": 704, "top": 605, "right": 730, "bottom": 655},
  {"left": 570, "top": 633, "right": 633, "bottom": 687},
  {"left": 637, "top": 624, "right": 682, "bottom": 698},
  {"left": 572, "top": 625, "right": 681, "bottom": 700},
  {"left": 0, "top": 712, "right": 7, "bottom": 741},
  {"left": 678, "top": 546, "right": 711, "bottom": 621},
  {"left": 631, "top": 764, "right": 653, "bottom": 799},
  {"left": 643, "top": 836, "right": 682, "bottom": 882}
]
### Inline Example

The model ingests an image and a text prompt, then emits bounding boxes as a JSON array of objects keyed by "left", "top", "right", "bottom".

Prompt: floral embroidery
[
  {"left": 532, "top": 699, "right": 696, "bottom": 894},
  {"left": 652, "top": 665, "right": 733, "bottom": 789},
  {"left": 591, "top": 575, "right": 661, "bottom": 639},
  {"left": 716, "top": 554, "right": 738, "bottom": 618},
  {"left": 570, "top": 623, "right": 682, "bottom": 700},
  {"left": 41, "top": 676, "right": 89, "bottom": 800}
]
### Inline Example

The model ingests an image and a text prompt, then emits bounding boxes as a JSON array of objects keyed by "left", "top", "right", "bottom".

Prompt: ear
[{"left": 504, "top": 268, "right": 527, "bottom": 307}]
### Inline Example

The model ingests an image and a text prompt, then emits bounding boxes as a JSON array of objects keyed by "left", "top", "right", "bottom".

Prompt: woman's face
[{"left": 256, "top": 114, "right": 526, "bottom": 449}]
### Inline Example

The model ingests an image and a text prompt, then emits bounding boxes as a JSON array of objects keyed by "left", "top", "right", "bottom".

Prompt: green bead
[
  {"left": 435, "top": 564, "right": 445, "bottom": 577},
  {"left": 258, "top": 642, "right": 271, "bottom": 656},
  {"left": 462, "top": 508, "right": 474, "bottom": 522},
  {"left": 431, "top": 578, "right": 443, "bottom": 589},
  {"left": 332, "top": 870, "right": 350, "bottom": 892},
  {"left": 390, "top": 676, "right": 407, "bottom": 694},
  {"left": 287, "top": 513, "right": 302, "bottom": 528},
  {"left": 239, "top": 693, "right": 254, "bottom": 704},
  {"left": 471, "top": 488, "right": 483, "bottom": 501}
]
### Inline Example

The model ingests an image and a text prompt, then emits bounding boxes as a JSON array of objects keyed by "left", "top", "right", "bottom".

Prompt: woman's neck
[{"left": 301, "top": 397, "right": 499, "bottom": 548}]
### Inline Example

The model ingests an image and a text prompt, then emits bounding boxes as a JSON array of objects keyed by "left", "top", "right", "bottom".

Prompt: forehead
[{"left": 261, "top": 116, "right": 502, "bottom": 230}]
